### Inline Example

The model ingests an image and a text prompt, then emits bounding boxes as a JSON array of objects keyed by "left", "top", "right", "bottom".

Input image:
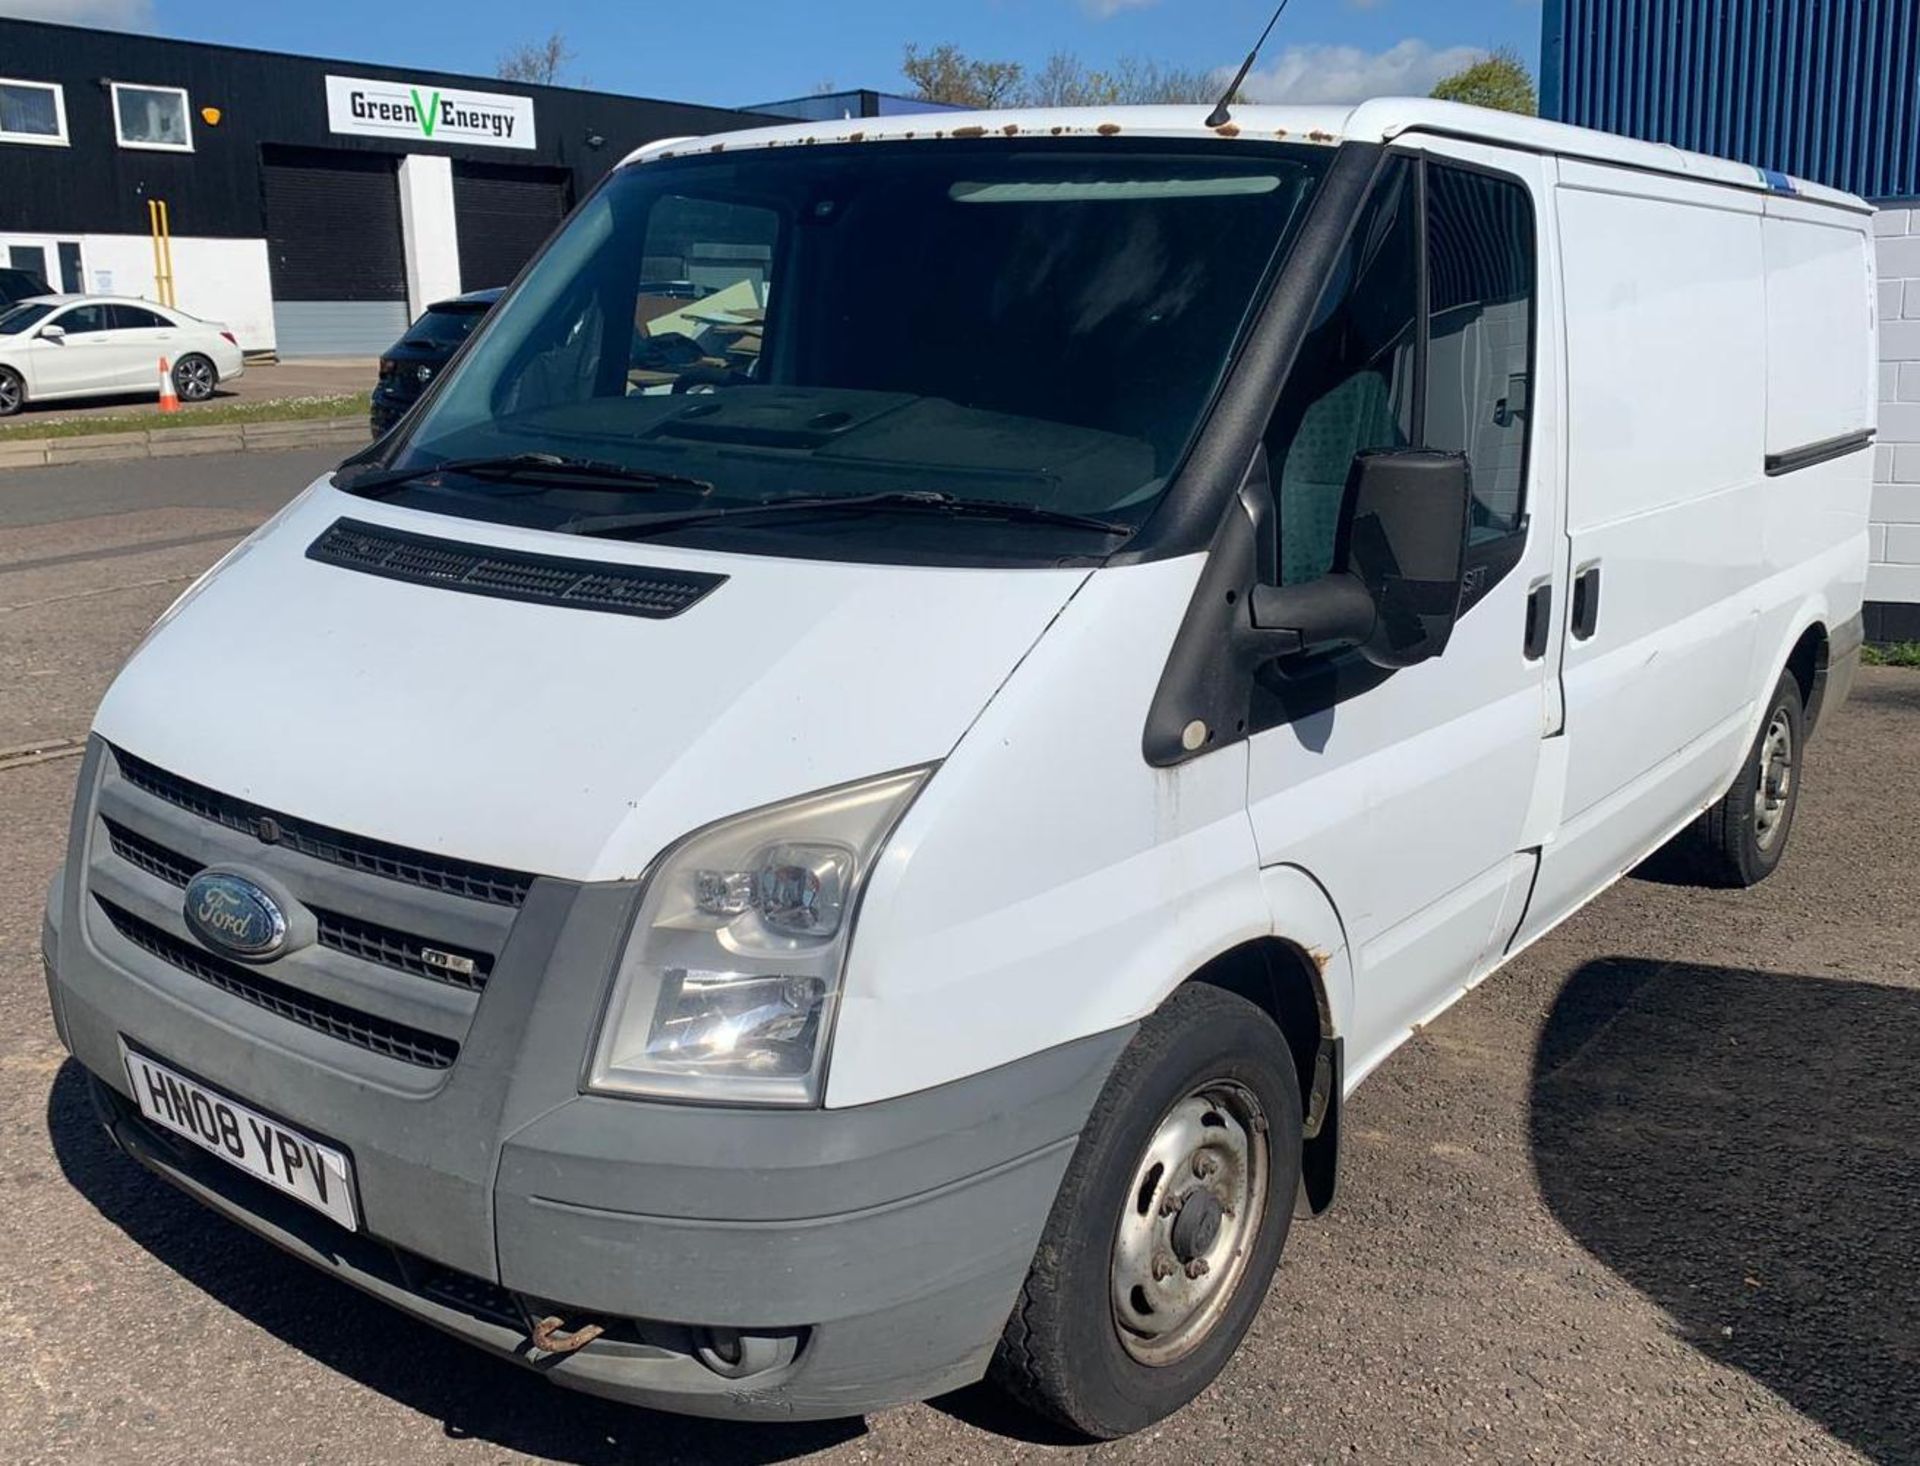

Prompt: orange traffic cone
[{"left": 157, "top": 357, "right": 180, "bottom": 414}]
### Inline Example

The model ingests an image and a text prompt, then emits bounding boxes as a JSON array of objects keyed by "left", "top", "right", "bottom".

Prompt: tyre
[
  {"left": 990, "top": 983, "right": 1302, "bottom": 1439},
  {"left": 1692, "top": 670, "right": 1805, "bottom": 887},
  {"left": 0, "top": 365, "right": 23, "bottom": 417},
  {"left": 173, "top": 354, "right": 217, "bottom": 402}
]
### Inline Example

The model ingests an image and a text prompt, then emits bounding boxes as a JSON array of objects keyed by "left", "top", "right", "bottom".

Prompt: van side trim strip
[{"left": 1764, "top": 428, "right": 1875, "bottom": 478}]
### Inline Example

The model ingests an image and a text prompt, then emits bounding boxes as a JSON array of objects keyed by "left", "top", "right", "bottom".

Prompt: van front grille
[
  {"left": 104, "top": 818, "right": 199, "bottom": 888},
  {"left": 101, "top": 818, "right": 492, "bottom": 991},
  {"left": 93, "top": 896, "right": 459, "bottom": 1070},
  {"left": 310, "top": 907, "right": 491, "bottom": 991},
  {"left": 112, "top": 746, "right": 533, "bottom": 907}
]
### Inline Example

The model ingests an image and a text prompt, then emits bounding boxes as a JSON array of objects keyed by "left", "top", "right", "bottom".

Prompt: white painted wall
[
  {"left": 397, "top": 154, "right": 461, "bottom": 319},
  {"left": 1874, "top": 205, "right": 1920, "bottom": 605},
  {"left": 78, "top": 234, "right": 277, "bottom": 354}
]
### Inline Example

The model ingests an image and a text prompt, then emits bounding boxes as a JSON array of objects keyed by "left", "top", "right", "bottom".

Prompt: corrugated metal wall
[{"left": 1542, "top": 0, "right": 1920, "bottom": 202}]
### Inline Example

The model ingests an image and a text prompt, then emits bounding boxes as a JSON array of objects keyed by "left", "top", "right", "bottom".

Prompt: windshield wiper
[
  {"left": 558, "top": 490, "right": 1136, "bottom": 540},
  {"left": 338, "top": 452, "right": 716, "bottom": 499}
]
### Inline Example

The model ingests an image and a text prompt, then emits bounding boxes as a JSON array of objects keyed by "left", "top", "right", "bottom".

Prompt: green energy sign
[{"left": 324, "top": 74, "right": 536, "bottom": 151}]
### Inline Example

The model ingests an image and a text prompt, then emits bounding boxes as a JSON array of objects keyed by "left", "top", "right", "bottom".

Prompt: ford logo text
[{"left": 183, "top": 871, "right": 289, "bottom": 961}]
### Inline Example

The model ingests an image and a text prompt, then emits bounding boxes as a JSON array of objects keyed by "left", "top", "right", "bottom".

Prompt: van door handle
[
  {"left": 1523, "top": 581, "right": 1552, "bottom": 660},
  {"left": 1571, "top": 564, "right": 1602, "bottom": 641}
]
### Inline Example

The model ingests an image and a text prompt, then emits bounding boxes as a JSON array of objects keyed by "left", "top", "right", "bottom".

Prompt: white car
[{"left": 0, "top": 294, "right": 244, "bottom": 416}]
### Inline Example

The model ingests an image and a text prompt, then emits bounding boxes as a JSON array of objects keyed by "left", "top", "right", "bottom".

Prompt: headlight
[{"left": 588, "top": 767, "right": 929, "bottom": 1106}]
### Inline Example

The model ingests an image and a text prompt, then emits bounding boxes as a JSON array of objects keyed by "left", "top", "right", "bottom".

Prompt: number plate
[{"left": 121, "top": 1046, "right": 358, "bottom": 1231}]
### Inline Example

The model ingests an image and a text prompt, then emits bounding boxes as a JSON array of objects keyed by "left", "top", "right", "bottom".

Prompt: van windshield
[{"left": 370, "top": 138, "right": 1330, "bottom": 561}]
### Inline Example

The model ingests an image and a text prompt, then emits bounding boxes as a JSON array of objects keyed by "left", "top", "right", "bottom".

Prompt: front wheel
[
  {"left": 173, "top": 354, "right": 217, "bottom": 402},
  {"left": 990, "top": 983, "right": 1302, "bottom": 1439},
  {"left": 0, "top": 365, "right": 23, "bottom": 417}
]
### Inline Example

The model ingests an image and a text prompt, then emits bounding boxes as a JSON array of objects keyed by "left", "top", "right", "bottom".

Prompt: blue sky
[{"left": 3, "top": 0, "right": 1543, "bottom": 109}]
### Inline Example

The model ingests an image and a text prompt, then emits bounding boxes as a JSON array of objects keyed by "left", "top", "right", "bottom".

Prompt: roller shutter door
[
  {"left": 263, "top": 147, "right": 409, "bottom": 357},
  {"left": 454, "top": 163, "right": 572, "bottom": 290}
]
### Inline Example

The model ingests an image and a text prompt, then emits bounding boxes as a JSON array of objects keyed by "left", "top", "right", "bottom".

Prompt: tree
[
  {"left": 901, "top": 43, "right": 1026, "bottom": 109},
  {"left": 498, "top": 31, "right": 575, "bottom": 87},
  {"left": 1106, "top": 56, "right": 1218, "bottom": 106},
  {"left": 1430, "top": 47, "right": 1538, "bottom": 116},
  {"left": 1026, "top": 52, "right": 1218, "bottom": 108}
]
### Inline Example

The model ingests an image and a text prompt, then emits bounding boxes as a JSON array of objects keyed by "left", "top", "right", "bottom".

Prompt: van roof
[{"left": 624, "top": 98, "right": 1868, "bottom": 214}]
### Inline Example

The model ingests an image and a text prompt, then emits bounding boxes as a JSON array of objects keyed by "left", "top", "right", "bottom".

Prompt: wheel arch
[
  {"left": 1177, "top": 864, "right": 1354, "bottom": 1218},
  {"left": 1784, "top": 619, "right": 1831, "bottom": 733}
]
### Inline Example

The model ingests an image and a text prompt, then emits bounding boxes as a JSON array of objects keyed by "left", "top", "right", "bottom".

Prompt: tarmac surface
[{"left": 0, "top": 447, "right": 1915, "bottom": 1464}]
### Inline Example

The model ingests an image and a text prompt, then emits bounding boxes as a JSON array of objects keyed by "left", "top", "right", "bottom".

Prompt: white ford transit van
[{"left": 42, "top": 100, "right": 1872, "bottom": 1438}]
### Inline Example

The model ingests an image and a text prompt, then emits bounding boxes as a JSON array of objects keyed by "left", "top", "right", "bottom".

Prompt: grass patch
[
  {"left": 1863, "top": 641, "right": 1920, "bottom": 668},
  {"left": 0, "top": 392, "right": 370, "bottom": 442}
]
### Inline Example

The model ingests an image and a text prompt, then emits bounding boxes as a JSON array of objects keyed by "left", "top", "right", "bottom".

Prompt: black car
[
  {"left": 0, "top": 268, "right": 50, "bottom": 309},
  {"left": 369, "top": 288, "right": 502, "bottom": 435}
]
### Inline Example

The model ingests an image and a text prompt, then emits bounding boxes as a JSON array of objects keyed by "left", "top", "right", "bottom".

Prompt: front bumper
[{"left": 46, "top": 739, "right": 1127, "bottom": 1420}]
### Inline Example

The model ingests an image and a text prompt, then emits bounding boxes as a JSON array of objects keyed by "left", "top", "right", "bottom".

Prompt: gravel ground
[{"left": 1, "top": 451, "right": 1914, "bottom": 1464}]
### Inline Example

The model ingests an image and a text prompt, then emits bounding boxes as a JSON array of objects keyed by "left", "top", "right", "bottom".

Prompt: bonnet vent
[{"left": 308, "top": 518, "right": 725, "bottom": 619}]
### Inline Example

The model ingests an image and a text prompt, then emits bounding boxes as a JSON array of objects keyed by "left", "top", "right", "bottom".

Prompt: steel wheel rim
[
  {"left": 1110, "top": 1079, "right": 1268, "bottom": 1366},
  {"left": 1753, "top": 708, "right": 1795, "bottom": 850},
  {"left": 178, "top": 359, "right": 214, "bottom": 399},
  {"left": 0, "top": 373, "right": 19, "bottom": 412}
]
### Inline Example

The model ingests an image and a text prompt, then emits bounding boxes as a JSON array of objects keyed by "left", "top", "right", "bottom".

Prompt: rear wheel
[
  {"left": 0, "top": 366, "right": 23, "bottom": 417},
  {"left": 173, "top": 354, "right": 217, "bottom": 402},
  {"left": 1691, "top": 671, "right": 1805, "bottom": 887},
  {"left": 990, "top": 983, "right": 1302, "bottom": 1439}
]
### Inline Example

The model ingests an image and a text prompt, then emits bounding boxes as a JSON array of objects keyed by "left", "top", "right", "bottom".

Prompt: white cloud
[
  {"left": 1237, "top": 39, "right": 1487, "bottom": 104},
  {"left": 0, "top": 0, "right": 154, "bottom": 28},
  {"left": 1081, "top": 0, "right": 1160, "bottom": 17}
]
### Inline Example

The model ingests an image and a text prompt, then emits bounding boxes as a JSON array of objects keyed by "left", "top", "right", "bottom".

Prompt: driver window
[
  {"left": 630, "top": 195, "right": 778, "bottom": 395},
  {"left": 1264, "top": 159, "right": 1419, "bottom": 584}
]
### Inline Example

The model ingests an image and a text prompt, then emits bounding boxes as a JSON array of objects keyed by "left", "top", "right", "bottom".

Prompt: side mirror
[
  {"left": 1248, "top": 448, "right": 1473, "bottom": 670},
  {"left": 38, "top": 324, "right": 65, "bottom": 343}
]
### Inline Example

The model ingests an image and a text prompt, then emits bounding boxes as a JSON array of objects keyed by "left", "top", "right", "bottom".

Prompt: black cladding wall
[{"left": 0, "top": 18, "right": 772, "bottom": 240}]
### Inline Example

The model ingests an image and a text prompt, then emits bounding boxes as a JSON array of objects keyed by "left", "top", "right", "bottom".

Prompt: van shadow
[
  {"left": 1530, "top": 958, "right": 1920, "bottom": 1464},
  {"left": 45, "top": 1061, "right": 863, "bottom": 1465}
]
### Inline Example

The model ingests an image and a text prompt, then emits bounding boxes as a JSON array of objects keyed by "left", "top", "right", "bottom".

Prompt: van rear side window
[{"left": 1266, "top": 156, "right": 1537, "bottom": 584}]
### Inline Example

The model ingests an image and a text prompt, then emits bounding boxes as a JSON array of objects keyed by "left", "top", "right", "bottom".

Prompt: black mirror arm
[{"left": 1245, "top": 574, "right": 1377, "bottom": 660}]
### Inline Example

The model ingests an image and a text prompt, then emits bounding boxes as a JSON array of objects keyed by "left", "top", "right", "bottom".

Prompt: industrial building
[
  {"left": 1543, "top": 0, "right": 1920, "bottom": 638},
  {"left": 0, "top": 17, "right": 769, "bottom": 357}
]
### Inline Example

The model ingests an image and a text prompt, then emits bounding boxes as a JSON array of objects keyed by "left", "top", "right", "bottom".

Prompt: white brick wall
[{"left": 1875, "top": 206, "right": 1920, "bottom": 605}]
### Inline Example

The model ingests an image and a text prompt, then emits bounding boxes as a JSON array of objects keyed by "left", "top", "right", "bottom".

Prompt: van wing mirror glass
[{"left": 1338, "top": 448, "right": 1473, "bottom": 669}]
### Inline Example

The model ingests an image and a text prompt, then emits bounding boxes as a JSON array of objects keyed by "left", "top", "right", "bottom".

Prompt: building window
[
  {"left": 112, "top": 83, "right": 193, "bottom": 152},
  {"left": 0, "top": 78, "right": 68, "bottom": 147}
]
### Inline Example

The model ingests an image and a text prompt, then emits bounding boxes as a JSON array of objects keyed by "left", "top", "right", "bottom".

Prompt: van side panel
[
  {"left": 1747, "top": 197, "right": 1874, "bottom": 711},
  {"left": 1761, "top": 197, "right": 1876, "bottom": 463},
  {"left": 1519, "top": 164, "right": 1769, "bottom": 938}
]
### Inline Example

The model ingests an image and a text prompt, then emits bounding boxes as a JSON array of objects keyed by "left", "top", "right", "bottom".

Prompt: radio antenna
[{"left": 1205, "top": 0, "right": 1293, "bottom": 129}]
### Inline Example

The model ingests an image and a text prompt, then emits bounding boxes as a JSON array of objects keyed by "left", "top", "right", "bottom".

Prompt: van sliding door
[{"left": 1514, "top": 163, "right": 1769, "bottom": 946}]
